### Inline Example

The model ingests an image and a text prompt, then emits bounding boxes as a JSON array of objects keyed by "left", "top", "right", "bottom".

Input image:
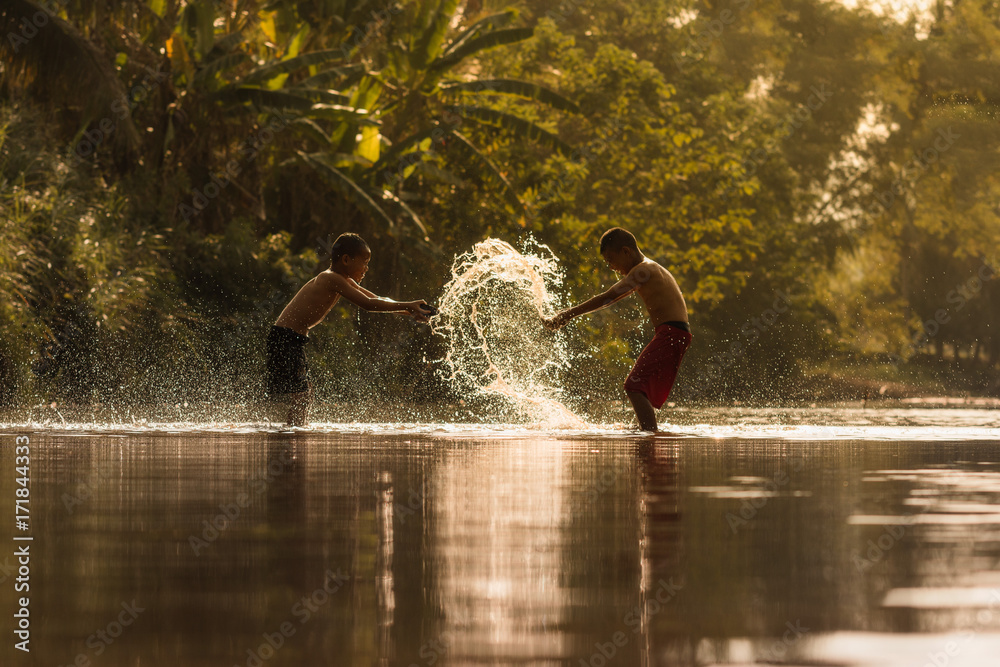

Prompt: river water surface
[{"left": 2, "top": 406, "right": 1000, "bottom": 666}]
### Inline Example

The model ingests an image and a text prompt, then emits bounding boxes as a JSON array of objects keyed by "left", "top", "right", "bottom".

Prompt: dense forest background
[{"left": 0, "top": 0, "right": 998, "bottom": 416}]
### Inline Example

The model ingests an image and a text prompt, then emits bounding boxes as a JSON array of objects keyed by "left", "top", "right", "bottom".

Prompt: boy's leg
[
  {"left": 285, "top": 389, "right": 311, "bottom": 427},
  {"left": 266, "top": 326, "right": 312, "bottom": 427},
  {"left": 626, "top": 390, "right": 658, "bottom": 432}
]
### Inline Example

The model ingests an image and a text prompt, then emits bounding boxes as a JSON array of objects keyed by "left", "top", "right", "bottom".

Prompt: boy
[
  {"left": 266, "top": 233, "right": 432, "bottom": 426},
  {"left": 543, "top": 228, "right": 691, "bottom": 432}
]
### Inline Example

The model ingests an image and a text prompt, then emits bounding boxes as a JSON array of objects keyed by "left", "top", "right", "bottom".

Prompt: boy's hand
[
  {"left": 543, "top": 310, "right": 572, "bottom": 330},
  {"left": 406, "top": 300, "right": 433, "bottom": 323}
]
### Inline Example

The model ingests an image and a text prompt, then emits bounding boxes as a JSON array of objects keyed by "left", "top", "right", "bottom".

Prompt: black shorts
[{"left": 265, "top": 326, "right": 310, "bottom": 396}]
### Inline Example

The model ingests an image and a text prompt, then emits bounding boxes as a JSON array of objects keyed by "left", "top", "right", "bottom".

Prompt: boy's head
[
  {"left": 599, "top": 227, "right": 641, "bottom": 275},
  {"left": 330, "top": 233, "right": 371, "bottom": 281}
]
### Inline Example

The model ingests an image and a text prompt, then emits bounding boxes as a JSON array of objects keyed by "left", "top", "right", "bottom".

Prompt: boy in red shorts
[
  {"left": 267, "top": 233, "right": 433, "bottom": 426},
  {"left": 543, "top": 228, "right": 691, "bottom": 431}
]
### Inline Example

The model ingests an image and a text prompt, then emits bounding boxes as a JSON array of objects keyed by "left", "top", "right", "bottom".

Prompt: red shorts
[{"left": 623, "top": 323, "right": 692, "bottom": 409}]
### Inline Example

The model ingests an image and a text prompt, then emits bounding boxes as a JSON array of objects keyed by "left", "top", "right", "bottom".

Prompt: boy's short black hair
[
  {"left": 330, "top": 233, "right": 370, "bottom": 267},
  {"left": 599, "top": 227, "right": 639, "bottom": 254}
]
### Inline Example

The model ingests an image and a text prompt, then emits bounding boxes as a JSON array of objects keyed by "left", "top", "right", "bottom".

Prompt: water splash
[{"left": 432, "top": 239, "right": 587, "bottom": 428}]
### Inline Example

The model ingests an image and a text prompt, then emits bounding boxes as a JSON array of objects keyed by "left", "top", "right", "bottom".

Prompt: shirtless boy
[
  {"left": 266, "top": 233, "right": 432, "bottom": 426},
  {"left": 543, "top": 228, "right": 691, "bottom": 432}
]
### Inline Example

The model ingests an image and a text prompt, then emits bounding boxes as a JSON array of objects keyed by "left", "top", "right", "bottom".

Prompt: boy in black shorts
[{"left": 266, "top": 233, "right": 432, "bottom": 426}]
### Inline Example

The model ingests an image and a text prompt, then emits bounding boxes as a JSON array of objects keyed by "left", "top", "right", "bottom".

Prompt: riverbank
[{"left": 795, "top": 355, "right": 1000, "bottom": 404}]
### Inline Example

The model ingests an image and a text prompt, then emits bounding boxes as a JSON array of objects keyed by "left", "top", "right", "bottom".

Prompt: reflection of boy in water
[
  {"left": 543, "top": 228, "right": 691, "bottom": 431},
  {"left": 266, "top": 233, "right": 432, "bottom": 426}
]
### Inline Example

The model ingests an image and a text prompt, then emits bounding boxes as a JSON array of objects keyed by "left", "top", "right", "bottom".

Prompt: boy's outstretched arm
[
  {"left": 326, "top": 273, "right": 430, "bottom": 322},
  {"left": 543, "top": 271, "right": 639, "bottom": 330}
]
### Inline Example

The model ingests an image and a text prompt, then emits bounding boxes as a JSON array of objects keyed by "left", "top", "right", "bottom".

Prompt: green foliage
[
  {"left": 0, "top": 0, "right": 997, "bottom": 413},
  {"left": 0, "top": 108, "right": 180, "bottom": 405}
]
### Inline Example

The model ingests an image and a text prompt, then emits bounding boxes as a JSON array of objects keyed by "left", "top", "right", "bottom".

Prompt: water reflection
[
  {"left": 2, "top": 428, "right": 1000, "bottom": 665},
  {"left": 636, "top": 441, "right": 687, "bottom": 665},
  {"left": 376, "top": 470, "right": 395, "bottom": 665},
  {"left": 428, "top": 440, "right": 569, "bottom": 663}
]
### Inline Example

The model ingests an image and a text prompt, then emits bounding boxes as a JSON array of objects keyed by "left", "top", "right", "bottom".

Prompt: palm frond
[
  {"left": 287, "top": 117, "right": 332, "bottom": 147},
  {"left": 194, "top": 52, "right": 250, "bottom": 83},
  {"left": 326, "top": 153, "right": 375, "bottom": 169},
  {"left": 440, "top": 79, "right": 581, "bottom": 113},
  {"left": 368, "top": 122, "right": 525, "bottom": 213},
  {"left": 209, "top": 31, "right": 246, "bottom": 57},
  {"left": 369, "top": 126, "right": 440, "bottom": 181},
  {"left": 182, "top": 1, "right": 216, "bottom": 58},
  {"left": 293, "top": 89, "right": 353, "bottom": 106},
  {"left": 298, "top": 64, "right": 367, "bottom": 89},
  {"left": 210, "top": 86, "right": 315, "bottom": 112},
  {"left": 440, "top": 10, "right": 518, "bottom": 58},
  {"left": 428, "top": 27, "right": 534, "bottom": 73},
  {"left": 448, "top": 105, "right": 573, "bottom": 155},
  {"left": 0, "top": 0, "right": 141, "bottom": 157},
  {"left": 412, "top": 161, "right": 466, "bottom": 187},
  {"left": 445, "top": 130, "right": 525, "bottom": 214},
  {"left": 379, "top": 189, "right": 429, "bottom": 238},
  {"left": 240, "top": 49, "right": 346, "bottom": 86},
  {"left": 306, "top": 103, "right": 379, "bottom": 126},
  {"left": 410, "top": 0, "right": 461, "bottom": 69},
  {"left": 411, "top": 0, "right": 437, "bottom": 49},
  {"left": 297, "top": 151, "right": 398, "bottom": 233}
]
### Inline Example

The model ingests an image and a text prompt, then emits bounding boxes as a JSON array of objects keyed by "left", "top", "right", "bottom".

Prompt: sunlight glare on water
[{"left": 5, "top": 406, "right": 998, "bottom": 441}]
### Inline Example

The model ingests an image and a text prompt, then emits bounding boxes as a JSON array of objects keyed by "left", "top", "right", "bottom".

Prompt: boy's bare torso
[
  {"left": 274, "top": 271, "right": 343, "bottom": 336},
  {"left": 629, "top": 258, "right": 688, "bottom": 327}
]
